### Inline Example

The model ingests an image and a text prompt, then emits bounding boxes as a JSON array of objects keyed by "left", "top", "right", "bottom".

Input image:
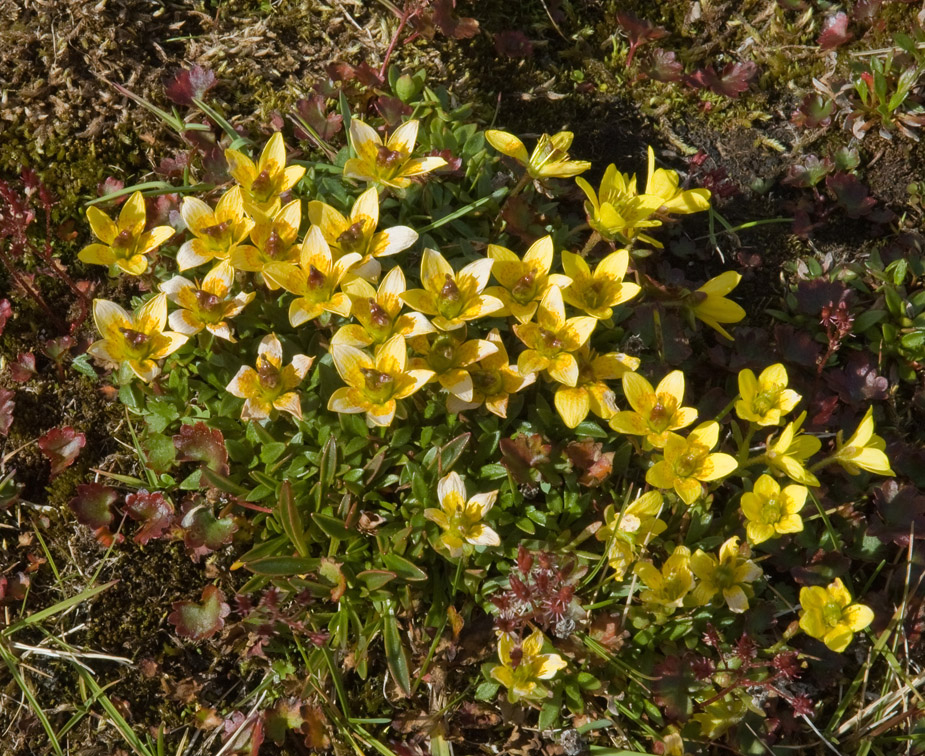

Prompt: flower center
[
  {"left": 437, "top": 275, "right": 463, "bottom": 319},
  {"left": 200, "top": 220, "right": 233, "bottom": 250},
  {"left": 265, "top": 230, "right": 286, "bottom": 259},
  {"left": 511, "top": 270, "right": 538, "bottom": 304},
  {"left": 257, "top": 355, "right": 280, "bottom": 390},
  {"left": 361, "top": 368, "right": 394, "bottom": 403},
  {"left": 337, "top": 221, "right": 368, "bottom": 254},
  {"left": 823, "top": 601, "right": 843, "bottom": 628},
  {"left": 473, "top": 369, "right": 504, "bottom": 396},
  {"left": 539, "top": 328, "right": 563, "bottom": 351},
  {"left": 584, "top": 280, "right": 607, "bottom": 309},
  {"left": 428, "top": 335, "right": 458, "bottom": 373},
  {"left": 119, "top": 327, "right": 150, "bottom": 357},
  {"left": 194, "top": 289, "right": 222, "bottom": 312},
  {"left": 753, "top": 387, "right": 781, "bottom": 417},
  {"left": 674, "top": 448, "right": 703, "bottom": 478},
  {"left": 307, "top": 265, "right": 327, "bottom": 291},
  {"left": 367, "top": 298, "right": 391, "bottom": 329},
  {"left": 112, "top": 229, "right": 136, "bottom": 252},
  {"left": 712, "top": 564, "right": 735, "bottom": 590},
  {"left": 376, "top": 145, "right": 405, "bottom": 171},
  {"left": 762, "top": 497, "right": 782, "bottom": 524},
  {"left": 250, "top": 168, "right": 277, "bottom": 203},
  {"left": 648, "top": 394, "right": 678, "bottom": 433}
]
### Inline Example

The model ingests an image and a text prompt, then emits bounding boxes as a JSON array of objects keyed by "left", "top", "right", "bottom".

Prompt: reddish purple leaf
[
  {"left": 646, "top": 48, "right": 683, "bottom": 82},
  {"left": 9, "top": 352, "right": 36, "bottom": 383},
  {"left": 181, "top": 502, "right": 237, "bottom": 561},
  {"left": 433, "top": 0, "right": 479, "bottom": 39},
  {"left": 826, "top": 172, "right": 877, "bottom": 218},
  {"left": 223, "top": 711, "right": 265, "bottom": 756},
  {"left": 124, "top": 490, "right": 176, "bottom": 545},
  {"left": 68, "top": 483, "right": 118, "bottom": 530},
  {"left": 374, "top": 95, "right": 413, "bottom": 127},
  {"left": 791, "top": 93, "right": 836, "bottom": 128},
  {"left": 853, "top": 0, "right": 883, "bottom": 24},
  {"left": 0, "top": 388, "right": 14, "bottom": 437},
  {"left": 166, "top": 65, "right": 217, "bottom": 106},
  {"left": 564, "top": 440, "right": 614, "bottom": 487},
  {"left": 685, "top": 61, "right": 757, "bottom": 98},
  {"left": 0, "top": 299, "right": 11, "bottom": 336},
  {"left": 493, "top": 30, "right": 534, "bottom": 59},
  {"left": 97, "top": 177, "right": 126, "bottom": 204},
  {"left": 782, "top": 155, "right": 833, "bottom": 188},
  {"left": 294, "top": 96, "right": 343, "bottom": 141},
  {"left": 500, "top": 434, "right": 554, "bottom": 486},
  {"left": 615, "top": 11, "right": 669, "bottom": 67},
  {"left": 173, "top": 422, "right": 229, "bottom": 474},
  {"left": 824, "top": 352, "right": 889, "bottom": 404},
  {"left": 38, "top": 426, "right": 86, "bottom": 477},
  {"left": 169, "top": 585, "right": 230, "bottom": 641},
  {"left": 818, "top": 12, "right": 853, "bottom": 50}
]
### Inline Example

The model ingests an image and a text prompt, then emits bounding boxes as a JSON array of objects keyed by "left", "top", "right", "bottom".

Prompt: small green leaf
[
  {"left": 381, "top": 601, "right": 412, "bottom": 696},
  {"left": 381, "top": 553, "right": 427, "bottom": 582},
  {"left": 244, "top": 555, "right": 320, "bottom": 576},
  {"left": 313, "top": 513, "right": 352, "bottom": 540},
  {"left": 277, "top": 481, "right": 309, "bottom": 557}
]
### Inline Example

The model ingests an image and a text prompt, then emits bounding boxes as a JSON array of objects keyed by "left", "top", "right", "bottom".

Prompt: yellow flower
[
  {"left": 485, "top": 236, "right": 572, "bottom": 324},
  {"left": 799, "top": 578, "right": 874, "bottom": 653},
  {"left": 408, "top": 330, "right": 498, "bottom": 401},
  {"left": 445, "top": 329, "right": 535, "bottom": 418},
  {"left": 332, "top": 267, "right": 434, "bottom": 350},
  {"left": 489, "top": 629, "right": 567, "bottom": 703},
  {"left": 764, "top": 412, "right": 821, "bottom": 486},
  {"left": 646, "top": 422, "right": 738, "bottom": 505},
  {"left": 225, "top": 334, "right": 313, "bottom": 420},
  {"left": 343, "top": 119, "right": 447, "bottom": 189},
  {"left": 830, "top": 407, "right": 894, "bottom": 476},
  {"left": 634, "top": 545, "right": 694, "bottom": 612},
  {"left": 424, "top": 471, "right": 500, "bottom": 557},
  {"left": 159, "top": 261, "right": 254, "bottom": 342},
  {"left": 690, "top": 536, "right": 762, "bottom": 613},
  {"left": 644, "top": 146, "right": 711, "bottom": 216},
  {"left": 88, "top": 294, "right": 188, "bottom": 382},
  {"left": 264, "top": 227, "right": 362, "bottom": 325},
  {"left": 609, "top": 370, "right": 698, "bottom": 448},
  {"left": 225, "top": 132, "right": 305, "bottom": 218},
  {"left": 401, "top": 248, "right": 503, "bottom": 331},
  {"left": 308, "top": 186, "right": 418, "bottom": 281},
  {"left": 597, "top": 490, "right": 667, "bottom": 579},
  {"left": 575, "top": 165, "right": 664, "bottom": 245},
  {"left": 229, "top": 200, "right": 302, "bottom": 288},
  {"left": 689, "top": 272, "right": 746, "bottom": 341},
  {"left": 740, "top": 475, "right": 807, "bottom": 545},
  {"left": 485, "top": 130, "right": 591, "bottom": 180},
  {"left": 79, "top": 191, "right": 174, "bottom": 275},
  {"left": 554, "top": 347, "right": 639, "bottom": 429},
  {"left": 735, "top": 363, "right": 801, "bottom": 426},
  {"left": 560, "top": 248, "right": 641, "bottom": 320},
  {"left": 513, "top": 286, "right": 597, "bottom": 387},
  {"left": 176, "top": 187, "right": 254, "bottom": 270},
  {"left": 328, "top": 335, "right": 434, "bottom": 427}
]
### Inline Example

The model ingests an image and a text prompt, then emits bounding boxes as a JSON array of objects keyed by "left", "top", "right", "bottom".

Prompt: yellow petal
[
  {"left": 555, "top": 386, "right": 590, "bottom": 428},
  {"left": 421, "top": 248, "right": 454, "bottom": 292},
  {"left": 79, "top": 243, "right": 116, "bottom": 267},
  {"left": 485, "top": 130, "right": 529, "bottom": 164},
  {"left": 258, "top": 132, "right": 286, "bottom": 174},
  {"left": 308, "top": 200, "right": 348, "bottom": 239},
  {"left": 376, "top": 334, "right": 407, "bottom": 375},
  {"left": 118, "top": 192, "right": 147, "bottom": 232},
  {"left": 86, "top": 206, "right": 118, "bottom": 244},
  {"left": 349, "top": 119, "right": 382, "bottom": 165},
  {"left": 332, "top": 344, "right": 375, "bottom": 387},
  {"left": 135, "top": 292, "right": 168, "bottom": 333},
  {"left": 386, "top": 119, "right": 419, "bottom": 155},
  {"left": 622, "top": 371, "right": 655, "bottom": 415},
  {"left": 181, "top": 196, "right": 214, "bottom": 234}
]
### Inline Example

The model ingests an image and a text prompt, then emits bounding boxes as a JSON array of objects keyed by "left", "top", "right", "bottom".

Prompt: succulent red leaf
[
  {"left": 826, "top": 172, "right": 877, "bottom": 218},
  {"left": 169, "top": 585, "right": 230, "bottom": 641},
  {"left": 615, "top": 11, "right": 669, "bottom": 67},
  {"left": 68, "top": 482, "right": 118, "bottom": 530},
  {"left": 646, "top": 48, "right": 683, "bottom": 82},
  {"left": 433, "top": 0, "right": 479, "bottom": 39},
  {"left": 173, "top": 422, "right": 229, "bottom": 474},
  {"left": 791, "top": 93, "right": 836, "bottom": 128},
  {"left": 9, "top": 352, "right": 36, "bottom": 383},
  {"left": 166, "top": 65, "right": 217, "bottom": 106},
  {"left": 493, "top": 30, "right": 534, "bottom": 59},
  {"left": 38, "top": 426, "right": 86, "bottom": 477},
  {"left": 685, "top": 61, "right": 757, "bottom": 98},
  {"left": 817, "top": 12, "right": 853, "bottom": 50},
  {"left": 294, "top": 95, "right": 343, "bottom": 141},
  {"left": 0, "top": 298, "right": 11, "bottom": 337},
  {"left": 564, "top": 440, "right": 614, "bottom": 487},
  {"left": 652, "top": 655, "right": 695, "bottom": 721},
  {"left": 0, "top": 388, "right": 14, "bottom": 437},
  {"left": 181, "top": 503, "right": 237, "bottom": 561},
  {"left": 124, "top": 490, "right": 176, "bottom": 545}
]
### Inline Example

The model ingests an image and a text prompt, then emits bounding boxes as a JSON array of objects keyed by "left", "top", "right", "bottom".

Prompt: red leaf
[
  {"left": 826, "top": 172, "right": 877, "bottom": 218},
  {"left": 173, "top": 422, "right": 229, "bottom": 474},
  {"left": 493, "top": 30, "right": 534, "bottom": 58},
  {"left": 818, "top": 12, "right": 853, "bottom": 50},
  {"left": 38, "top": 426, "right": 86, "bottom": 477},
  {"left": 0, "top": 388, "right": 14, "bottom": 437},
  {"left": 646, "top": 48, "right": 683, "bottom": 82},
  {"left": 124, "top": 490, "right": 175, "bottom": 545},
  {"left": 685, "top": 61, "right": 757, "bottom": 98},
  {"left": 9, "top": 352, "right": 36, "bottom": 383},
  {"left": 294, "top": 95, "right": 343, "bottom": 141},
  {"left": 68, "top": 483, "right": 118, "bottom": 530},
  {"left": 564, "top": 440, "right": 614, "bottom": 487},
  {"left": 433, "top": 0, "right": 479, "bottom": 39},
  {"left": 166, "top": 65, "right": 217, "bottom": 106},
  {"left": 615, "top": 11, "right": 669, "bottom": 67},
  {"left": 181, "top": 502, "right": 237, "bottom": 561},
  {"left": 0, "top": 299, "right": 11, "bottom": 337},
  {"left": 168, "top": 585, "right": 230, "bottom": 641}
]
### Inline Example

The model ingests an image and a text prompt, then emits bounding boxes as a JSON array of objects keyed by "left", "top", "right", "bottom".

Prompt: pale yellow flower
[
  {"left": 646, "top": 422, "right": 738, "bottom": 505},
  {"left": 489, "top": 629, "right": 567, "bottom": 703},
  {"left": 225, "top": 334, "right": 313, "bottom": 420},
  {"left": 485, "top": 236, "right": 571, "bottom": 323},
  {"left": 560, "top": 249, "right": 641, "bottom": 319},
  {"left": 159, "top": 261, "right": 254, "bottom": 342},
  {"left": 799, "top": 578, "right": 874, "bottom": 653},
  {"left": 176, "top": 187, "right": 254, "bottom": 270},
  {"left": 485, "top": 130, "right": 591, "bottom": 179},
  {"left": 830, "top": 407, "right": 894, "bottom": 476},
  {"left": 740, "top": 475, "right": 806, "bottom": 545},
  {"left": 735, "top": 363, "right": 801, "bottom": 426},
  {"left": 424, "top": 471, "right": 500, "bottom": 557},
  {"left": 344, "top": 119, "right": 446, "bottom": 189},
  {"left": 554, "top": 347, "right": 639, "bottom": 429},
  {"left": 229, "top": 199, "right": 302, "bottom": 287},
  {"left": 690, "top": 537, "right": 762, "bottom": 613},
  {"left": 408, "top": 330, "right": 498, "bottom": 401},
  {"left": 79, "top": 192, "right": 174, "bottom": 275},
  {"left": 689, "top": 272, "right": 746, "bottom": 341},
  {"left": 225, "top": 132, "right": 305, "bottom": 218},
  {"left": 634, "top": 545, "right": 694, "bottom": 612},
  {"left": 609, "top": 370, "right": 698, "bottom": 448}
]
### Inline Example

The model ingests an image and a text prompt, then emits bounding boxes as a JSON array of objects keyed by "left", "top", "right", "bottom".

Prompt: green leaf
[
  {"left": 277, "top": 481, "right": 309, "bottom": 557},
  {"left": 357, "top": 570, "right": 397, "bottom": 590},
  {"left": 313, "top": 513, "right": 352, "bottom": 540},
  {"left": 243, "top": 555, "right": 320, "bottom": 576},
  {"left": 380, "top": 553, "right": 427, "bottom": 582},
  {"left": 435, "top": 432, "right": 470, "bottom": 475},
  {"left": 320, "top": 436, "right": 338, "bottom": 488},
  {"left": 381, "top": 601, "right": 412, "bottom": 696}
]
